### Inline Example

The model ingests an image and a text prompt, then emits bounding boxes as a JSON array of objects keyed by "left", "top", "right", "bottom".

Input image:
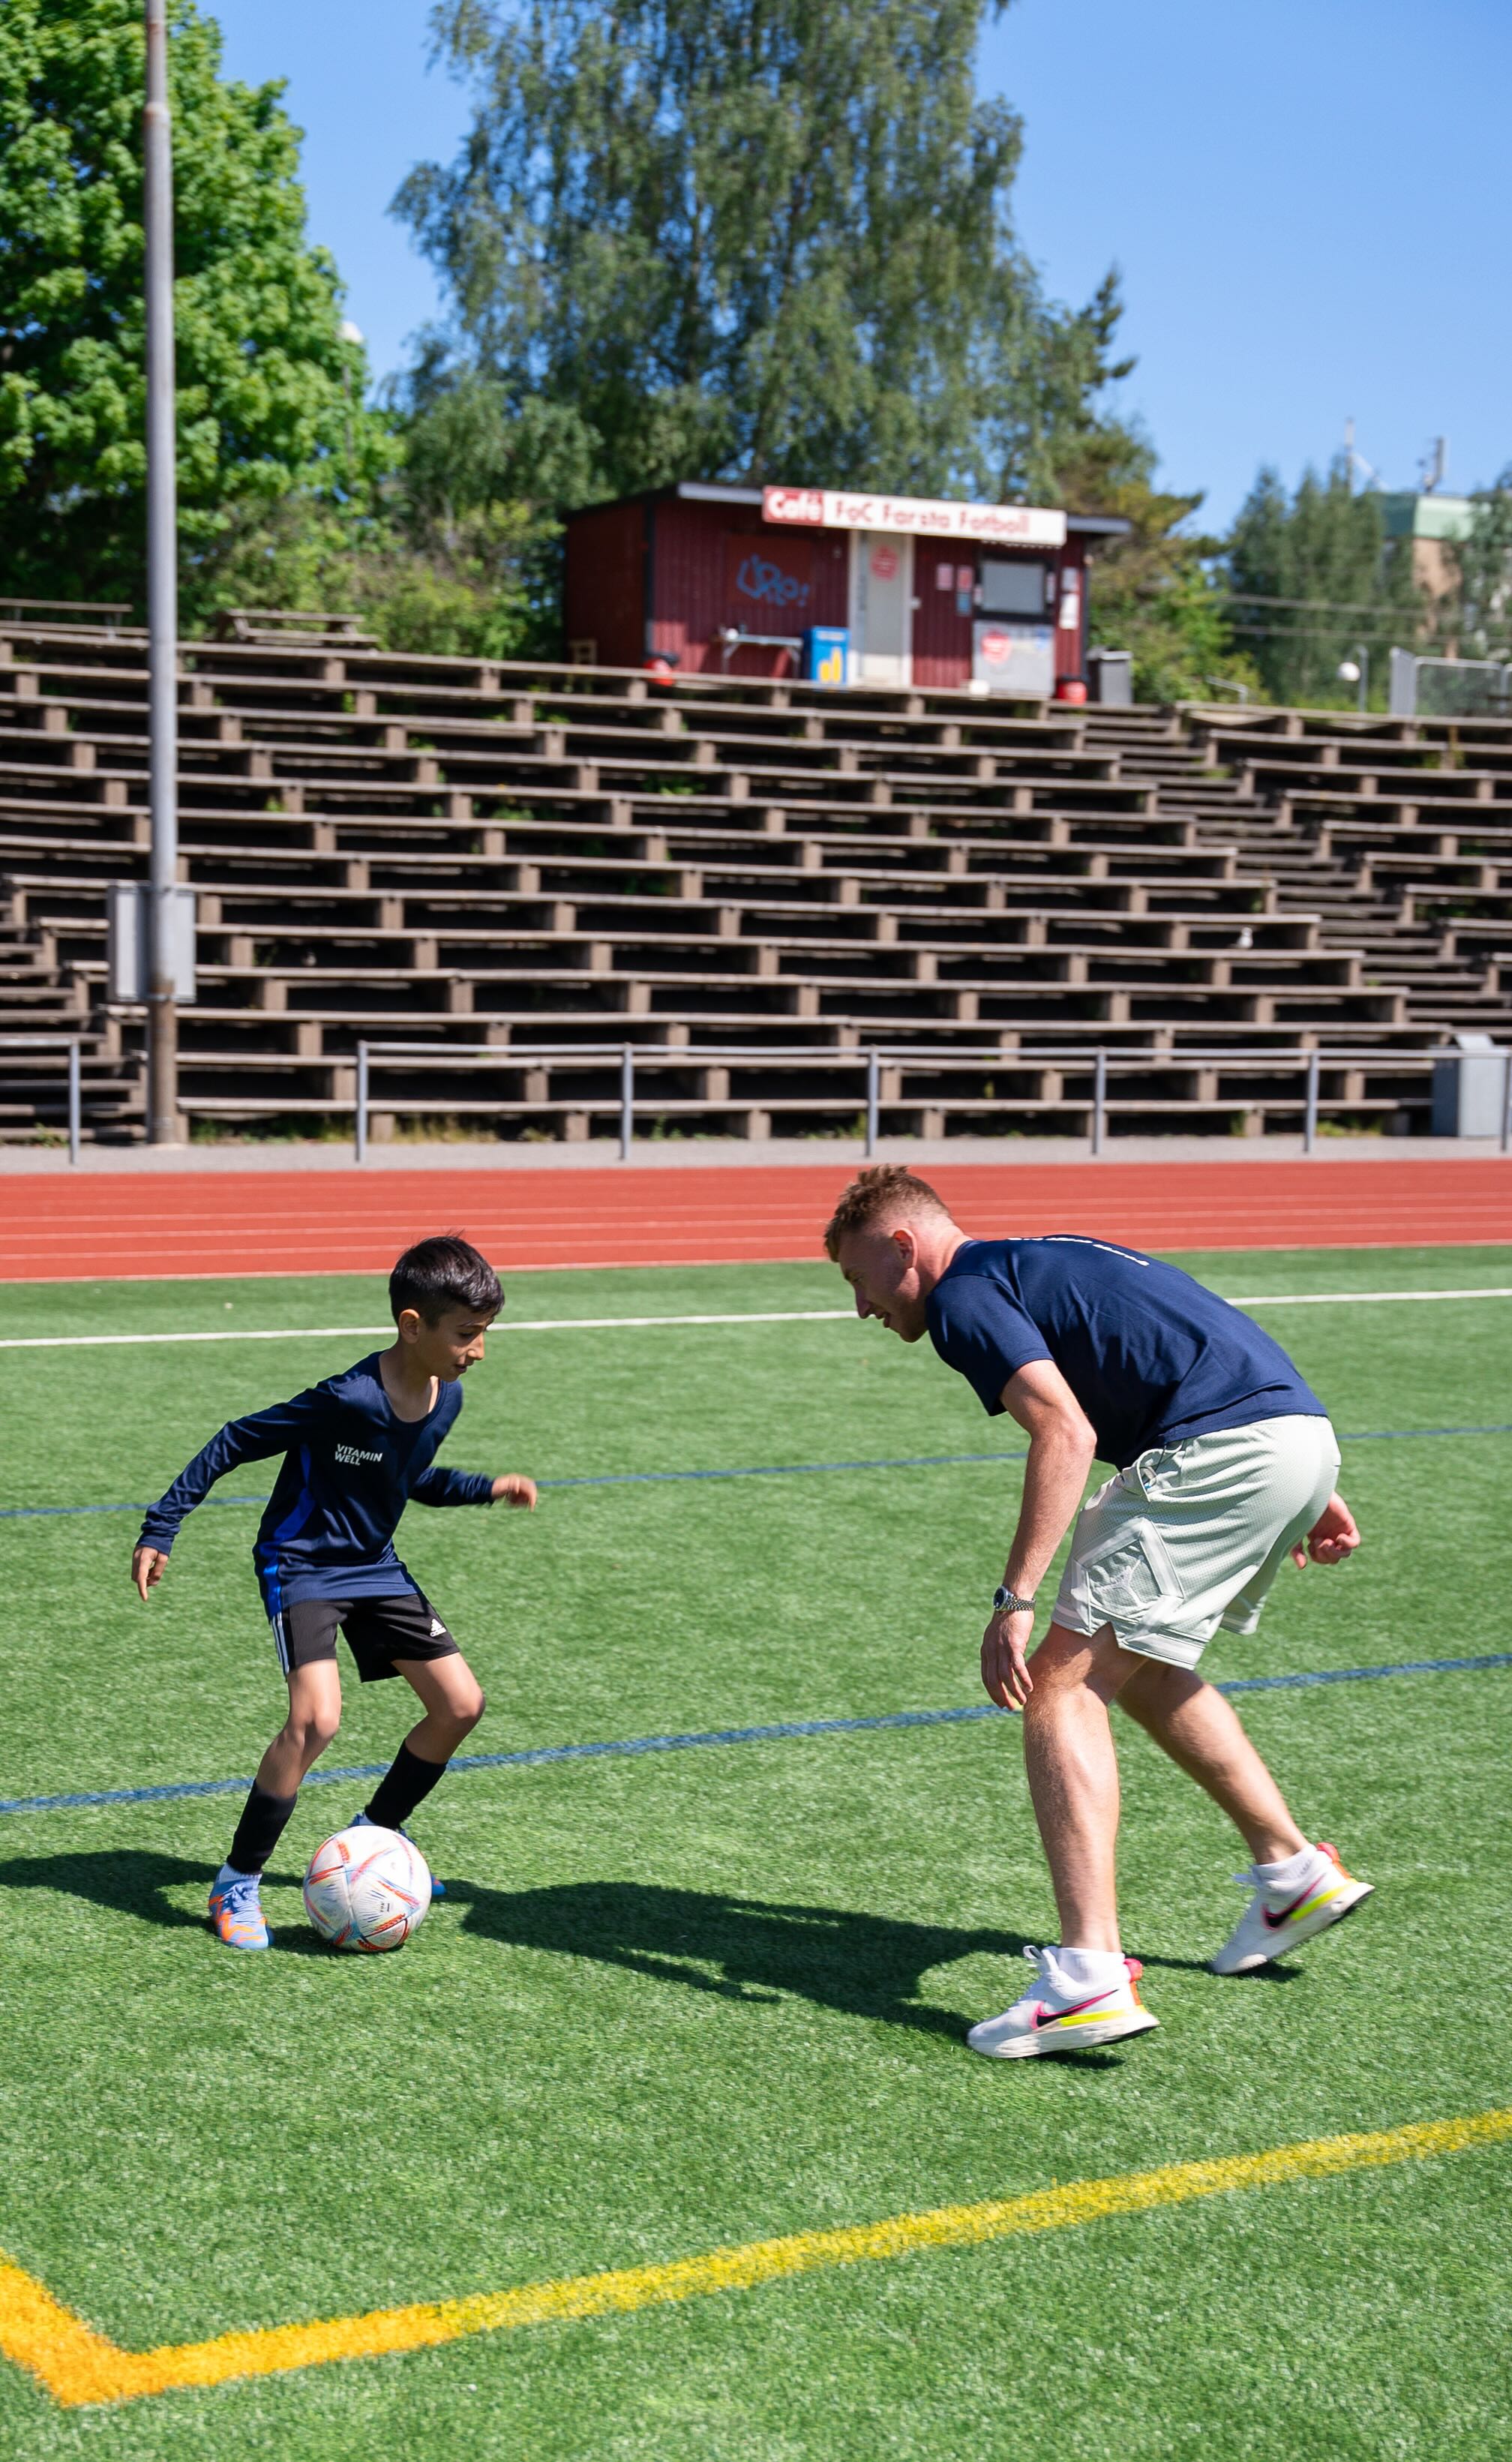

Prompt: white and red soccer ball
[{"left": 302, "top": 1824, "right": 430, "bottom": 1951}]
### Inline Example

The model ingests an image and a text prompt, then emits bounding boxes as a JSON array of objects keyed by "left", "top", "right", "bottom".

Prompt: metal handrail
[
  {"left": 352, "top": 1037, "right": 1510, "bottom": 1165},
  {"left": 3, "top": 1037, "right": 83, "bottom": 1161}
]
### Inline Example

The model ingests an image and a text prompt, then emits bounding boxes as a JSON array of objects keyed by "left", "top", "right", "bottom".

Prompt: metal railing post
[
  {"left": 1303, "top": 1049, "right": 1321, "bottom": 1154},
  {"left": 355, "top": 1041, "right": 369, "bottom": 1163},
  {"left": 1091, "top": 1049, "right": 1107, "bottom": 1156},
  {"left": 865, "top": 1049, "right": 880, "bottom": 1157},
  {"left": 620, "top": 1044, "right": 634, "bottom": 1160},
  {"left": 68, "top": 1040, "right": 81, "bottom": 1166}
]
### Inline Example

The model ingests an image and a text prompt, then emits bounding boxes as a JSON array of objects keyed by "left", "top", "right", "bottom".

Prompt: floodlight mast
[{"left": 143, "top": 0, "right": 179, "bottom": 1142}]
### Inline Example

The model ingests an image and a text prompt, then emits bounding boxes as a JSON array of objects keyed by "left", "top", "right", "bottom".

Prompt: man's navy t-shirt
[{"left": 926, "top": 1236, "right": 1324, "bottom": 1469}]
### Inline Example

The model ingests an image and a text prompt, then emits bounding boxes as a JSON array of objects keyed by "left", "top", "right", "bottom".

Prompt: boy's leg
[
  {"left": 360, "top": 1653, "right": 485, "bottom": 1843},
  {"left": 212, "top": 1658, "right": 343, "bottom": 1947}
]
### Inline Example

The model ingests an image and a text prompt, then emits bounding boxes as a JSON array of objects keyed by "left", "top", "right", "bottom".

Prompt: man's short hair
[
  {"left": 389, "top": 1233, "right": 502, "bottom": 1325},
  {"left": 823, "top": 1164, "right": 953, "bottom": 1260}
]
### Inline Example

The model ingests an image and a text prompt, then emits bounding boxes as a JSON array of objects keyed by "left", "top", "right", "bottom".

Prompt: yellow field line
[{"left": 4, "top": 2107, "right": 1509, "bottom": 2409}]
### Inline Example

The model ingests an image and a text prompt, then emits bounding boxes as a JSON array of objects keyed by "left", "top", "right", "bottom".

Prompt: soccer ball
[{"left": 302, "top": 1824, "right": 431, "bottom": 1952}]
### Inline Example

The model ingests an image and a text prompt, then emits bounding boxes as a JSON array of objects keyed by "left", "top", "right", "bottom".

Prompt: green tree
[
  {"left": 0, "top": 0, "right": 384, "bottom": 617},
  {"left": 396, "top": 0, "right": 1138, "bottom": 506},
  {"left": 1045, "top": 409, "right": 1256, "bottom": 704},
  {"left": 1222, "top": 458, "right": 1423, "bottom": 706}
]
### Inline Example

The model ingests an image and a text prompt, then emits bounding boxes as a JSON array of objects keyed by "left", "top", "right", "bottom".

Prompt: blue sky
[{"left": 209, "top": 0, "right": 1509, "bottom": 530}]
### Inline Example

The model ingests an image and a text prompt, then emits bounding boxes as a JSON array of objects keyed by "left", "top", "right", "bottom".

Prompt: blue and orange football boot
[{"left": 207, "top": 1869, "right": 271, "bottom": 1950}]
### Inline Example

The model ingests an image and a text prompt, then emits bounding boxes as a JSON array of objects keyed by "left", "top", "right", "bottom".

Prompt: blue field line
[
  {"left": 4, "top": 1420, "right": 1512, "bottom": 1528},
  {"left": 2, "top": 1650, "right": 1509, "bottom": 1824}
]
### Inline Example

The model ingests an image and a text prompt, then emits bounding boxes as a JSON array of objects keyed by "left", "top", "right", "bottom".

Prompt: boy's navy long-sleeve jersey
[{"left": 137, "top": 1353, "right": 494, "bottom": 1613}]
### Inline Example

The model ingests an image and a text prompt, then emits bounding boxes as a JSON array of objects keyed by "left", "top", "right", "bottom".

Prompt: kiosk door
[{"left": 848, "top": 533, "right": 914, "bottom": 687}]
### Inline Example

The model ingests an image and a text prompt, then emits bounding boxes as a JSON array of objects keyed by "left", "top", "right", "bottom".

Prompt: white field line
[
  {"left": 0, "top": 1290, "right": 1509, "bottom": 1353},
  {"left": 0, "top": 1310, "right": 849, "bottom": 1351}
]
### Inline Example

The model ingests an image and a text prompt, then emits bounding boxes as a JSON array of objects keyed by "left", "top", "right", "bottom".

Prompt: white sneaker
[
  {"left": 1211, "top": 1842, "right": 1373, "bottom": 1975},
  {"left": 967, "top": 1946, "right": 1160, "bottom": 2060}
]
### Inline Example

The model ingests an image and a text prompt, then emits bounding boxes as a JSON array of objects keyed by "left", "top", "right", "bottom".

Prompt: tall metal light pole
[{"left": 143, "top": 0, "right": 179, "bottom": 1141}]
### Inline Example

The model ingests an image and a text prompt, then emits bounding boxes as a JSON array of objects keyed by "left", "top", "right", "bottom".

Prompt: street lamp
[
  {"left": 143, "top": 0, "right": 179, "bottom": 1140},
  {"left": 1336, "top": 643, "right": 1370, "bottom": 714},
  {"left": 339, "top": 320, "right": 363, "bottom": 470}
]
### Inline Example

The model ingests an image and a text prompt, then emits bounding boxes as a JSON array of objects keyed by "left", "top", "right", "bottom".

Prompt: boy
[{"left": 131, "top": 1233, "right": 537, "bottom": 1950}]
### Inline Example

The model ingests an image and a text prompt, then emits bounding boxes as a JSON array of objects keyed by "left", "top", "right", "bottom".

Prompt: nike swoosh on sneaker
[
  {"left": 1262, "top": 1878, "right": 1342, "bottom": 1930},
  {"left": 1033, "top": 1986, "right": 1120, "bottom": 2028}
]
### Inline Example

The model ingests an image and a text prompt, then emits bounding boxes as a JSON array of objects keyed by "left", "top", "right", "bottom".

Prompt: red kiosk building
[{"left": 562, "top": 482, "right": 1129, "bottom": 695}]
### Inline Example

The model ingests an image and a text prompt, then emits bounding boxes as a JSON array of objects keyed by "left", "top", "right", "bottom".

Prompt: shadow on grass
[
  {"left": 0, "top": 1853, "right": 1242, "bottom": 2046},
  {"left": 447, "top": 1876, "right": 1032, "bottom": 2044},
  {"left": 0, "top": 1847, "right": 328, "bottom": 1953}
]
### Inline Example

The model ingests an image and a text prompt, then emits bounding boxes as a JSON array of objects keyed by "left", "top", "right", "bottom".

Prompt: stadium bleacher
[{"left": 0, "top": 614, "right": 1508, "bottom": 1142}]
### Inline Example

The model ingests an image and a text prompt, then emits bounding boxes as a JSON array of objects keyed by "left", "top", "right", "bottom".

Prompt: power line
[{"left": 1220, "top": 592, "right": 1425, "bottom": 616}]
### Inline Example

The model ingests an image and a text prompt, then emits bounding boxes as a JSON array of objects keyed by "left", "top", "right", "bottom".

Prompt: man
[{"left": 826, "top": 1165, "right": 1370, "bottom": 2061}]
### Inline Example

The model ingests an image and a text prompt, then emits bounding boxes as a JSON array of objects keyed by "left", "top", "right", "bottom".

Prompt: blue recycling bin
[{"left": 802, "top": 626, "right": 850, "bottom": 686}]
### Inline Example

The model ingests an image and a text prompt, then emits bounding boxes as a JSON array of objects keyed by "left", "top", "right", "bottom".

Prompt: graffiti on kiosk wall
[{"left": 725, "top": 532, "right": 813, "bottom": 618}]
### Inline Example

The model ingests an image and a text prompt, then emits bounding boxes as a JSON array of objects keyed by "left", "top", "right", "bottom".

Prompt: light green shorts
[{"left": 1051, "top": 1414, "right": 1342, "bottom": 1673}]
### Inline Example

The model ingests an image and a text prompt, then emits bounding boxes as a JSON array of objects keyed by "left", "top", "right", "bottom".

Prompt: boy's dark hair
[{"left": 389, "top": 1233, "right": 502, "bottom": 1326}]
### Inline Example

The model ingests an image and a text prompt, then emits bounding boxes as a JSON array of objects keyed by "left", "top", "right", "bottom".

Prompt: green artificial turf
[{"left": 0, "top": 1245, "right": 1508, "bottom": 2459}]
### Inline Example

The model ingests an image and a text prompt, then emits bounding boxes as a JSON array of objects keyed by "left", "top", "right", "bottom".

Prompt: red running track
[{"left": 0, "top": 1158, "right": 1507, "bottom": 1281}]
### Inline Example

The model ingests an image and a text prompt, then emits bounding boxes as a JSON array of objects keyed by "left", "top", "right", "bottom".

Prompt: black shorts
[{"left": 268, "top": 1591, "right": 459, "bottom": 1686}]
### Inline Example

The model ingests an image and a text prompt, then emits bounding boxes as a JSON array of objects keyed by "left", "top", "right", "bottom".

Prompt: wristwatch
[{"left": 992, "top": 1586, "right": 1037, "bottom": 1616}]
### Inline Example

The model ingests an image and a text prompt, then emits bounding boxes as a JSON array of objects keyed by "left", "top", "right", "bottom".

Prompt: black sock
[
  {"left": 364, "top": 1742, "right": 448, "bottom": 1832},
  {"left": 226, "top": 1783, "right": 298, "bottom": 1877}
]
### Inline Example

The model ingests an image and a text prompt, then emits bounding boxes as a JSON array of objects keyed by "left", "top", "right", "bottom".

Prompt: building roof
[
  {"left": 1378, "top": 491, "right": 1476, "bottom": 543},
  {"left": 574, "top": 481, "right": 1130, "bottom": 541}
]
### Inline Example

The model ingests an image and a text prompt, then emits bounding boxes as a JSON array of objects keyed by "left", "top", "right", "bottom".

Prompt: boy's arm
[
  {"left": 409, "top": 1463, "right": 509, "bottom": 1508},
  {"left": 134, "top": 1392, "right": 322, "bottom": 1584}
]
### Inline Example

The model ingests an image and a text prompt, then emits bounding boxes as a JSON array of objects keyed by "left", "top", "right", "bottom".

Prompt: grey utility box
[
  {"left": 1430, "top": 1031, "right": 1508, "bottom": 1137},
  {"left": 1087, "top": 648, "right": 1133, "bottom": 705},
  {"left": 107, "top": 882, "right": 197, "bottom": 1002}
]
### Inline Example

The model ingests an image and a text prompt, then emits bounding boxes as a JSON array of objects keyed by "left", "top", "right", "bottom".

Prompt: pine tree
[{"left": 1223, "top": 458, "right": 1423, "bottom": 706}]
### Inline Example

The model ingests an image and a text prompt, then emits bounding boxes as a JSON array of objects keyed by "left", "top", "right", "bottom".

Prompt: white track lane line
[{"left": 1, "top": 1290, "right": 1511, "bottom": 1351}]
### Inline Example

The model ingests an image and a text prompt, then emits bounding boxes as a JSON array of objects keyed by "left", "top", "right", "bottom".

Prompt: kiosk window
[{"left": 980, "top": 559, "right": 1050, "bottom": 617}]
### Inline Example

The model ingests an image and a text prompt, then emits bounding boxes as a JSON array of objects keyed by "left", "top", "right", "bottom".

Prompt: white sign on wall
[
  {"left": 972, "top": 619, "right": 1055, "bottom": 698},
  {"left": 763, "top": 486, "right": 1066, "bottom": 549}
]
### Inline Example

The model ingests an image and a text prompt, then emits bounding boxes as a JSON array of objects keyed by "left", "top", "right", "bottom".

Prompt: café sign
[{"left": 762, "top": 487, "right": 1066, "bottom": 549}]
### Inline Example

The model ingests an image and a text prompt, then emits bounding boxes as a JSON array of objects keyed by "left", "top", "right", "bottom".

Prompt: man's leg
[
  {"left": 1114, "top": 1653, "right": 1371, "bottom": 1973},
  {"left": 1019, "top": 1620, "right": 1149, "bottom": 1954},
  {"left": 1114, "top": 1656, "right": 1306, "bottom": 1863},
  {"left": 967, "top": 1621, "right": 1161, "bottom": 2056}
]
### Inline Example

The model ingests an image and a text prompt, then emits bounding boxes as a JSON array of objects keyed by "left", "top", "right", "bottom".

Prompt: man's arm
[
  {"left": 980, "top": 1359, "right": 1098, "bottom": 1711},
  {"left": 131, "top": 1392, "right": 320, "bottom": 1601}
]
